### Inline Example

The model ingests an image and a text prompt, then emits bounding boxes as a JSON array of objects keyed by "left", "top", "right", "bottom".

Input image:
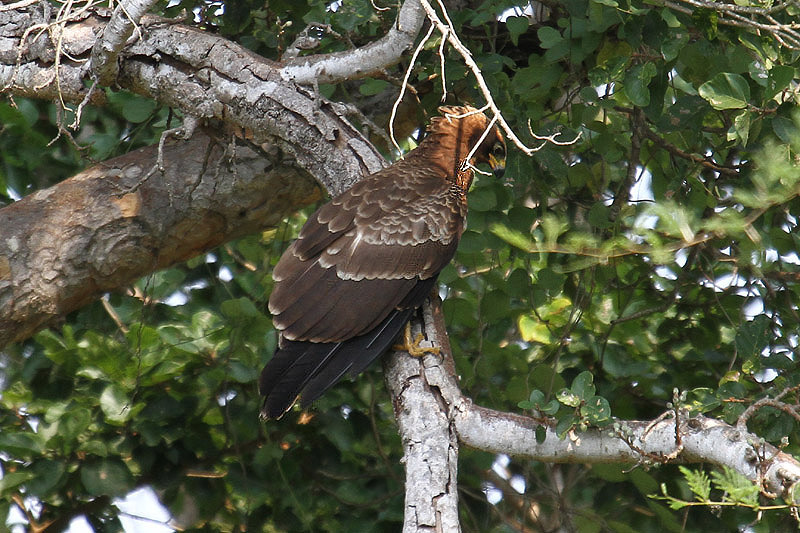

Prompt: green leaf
[
  {"left": 26, "top": 460, "right": 66, "bottom": 496},
  {"left": 107, "top": 90, "right": 158, "bottom": 124},
  {"left": 221, "top": 297, "right": 262, "bottom": 319},
  {"left": 588, "top": 203, "right": 612, "bottom": 229},
  {"left": 506, "top": 268, "right": 531, "bottom": 295},
  {"left": 679, "top": 466, "right": 711, "bottom": 501},
  {"left": 571, "top": 371, "right": 596, "bottom": 399},
  {"left": 661, "top": 31, "right": 689, "bottom": 61},
  {"left": 772, "top": 116, "right": 797, "bottom": 143},
  {"left": 728, "top": 110, "right": 752, "bottom": 146},
  {"left": 0, "top": 471, "right": 36, "bottom": 493},
  {"left": 528, "top": 389, "right": 545, "bottom": 404},
  {"left": 557, "top": 388, "right": 582, "bottom": 408},
  {"left": 765, "top": 65, "right": 795, "bottom": 100},
  {"left": 0, "top": 432, "right": 44, "bottom": 456},
  {"left": 537, "top": 26, "right": 563, "bottom": 49},
  {"left": 710, "top": 467, "right": 759, "bottom": 506},
  {"left": 555, "top": 413, "right": 579, "bottom": 437},
  {"left": 518, "top": 315, "right": 551, "bottom": 343},
  {"left": 624, "top": 62, "right": 657, "bottom": 107},
  {"left": 458, "top": 230, "right": 487, "bottom": 253},
  {"left": 505, "top": 16, "right": 529, "bottom": 46},
  {"left": 469, "top": 187, "right": 496, "bottom": 211},
  {"left": 684, "top": 388, "right": 721, "bottom": 413},
  {"left": 59, "top": 407, "right": 92, "bottom": 442},
  {"left": 359, "top": 78, "right": 390, "bottom": 96},
  {"left": 100, "top": 384, "right": 131, "bottom": 424},
  {"left": 581, "top": 395, "right": 611, "bottom": 425},
  {"left": 80, "top": 459, "right": 134, "bottom": 497},
  {"left": 735, "top": 315, "right": 771, "bottom": 361},
  {"left": 698, "top": 73, "right": 751, "bottom": 110},
  {"left": 592, "top": 463, "right": 629, "bottom": 482},
  {"left": 491, "top": 223, "right": 535, "bottom": 251},
  {"left": 122, "top": 99, "right": 158, "bottom": 123},
  {"left": 536, "top": 268, "right": 565, "bottom": 292}
]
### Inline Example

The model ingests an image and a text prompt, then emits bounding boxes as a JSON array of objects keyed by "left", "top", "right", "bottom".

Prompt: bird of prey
[{"left": 259, "top": 105, "right": 506, "bottom": 419}]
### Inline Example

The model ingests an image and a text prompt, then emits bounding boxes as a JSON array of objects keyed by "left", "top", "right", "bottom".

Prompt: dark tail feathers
[{"left": 259, "top": 308, "right": 415, "bottom": 419}]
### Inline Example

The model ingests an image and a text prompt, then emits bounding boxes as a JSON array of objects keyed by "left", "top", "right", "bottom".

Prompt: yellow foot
[{"left": 393, "top": 322, "right": 441, "bottom": 357}]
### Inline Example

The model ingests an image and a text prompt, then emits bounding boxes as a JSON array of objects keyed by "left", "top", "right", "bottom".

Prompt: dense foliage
[{"left": 3, "top": 0, "right": 800, "bottom": 531}]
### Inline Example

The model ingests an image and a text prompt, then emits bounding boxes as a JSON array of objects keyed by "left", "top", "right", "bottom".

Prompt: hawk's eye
[{"left": 492, "top": 142, "right": 505, "bottom": 157}]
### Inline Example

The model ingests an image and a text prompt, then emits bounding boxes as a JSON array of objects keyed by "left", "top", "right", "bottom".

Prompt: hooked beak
[{"left": 488, "top": 153, "right": 506, "bottom": 179}]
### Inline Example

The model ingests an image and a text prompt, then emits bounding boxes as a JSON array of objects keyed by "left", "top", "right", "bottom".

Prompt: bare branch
[
  {"left": 417, "top": 0, "right": 580, "bottom": 155},
  {"left": 90, "top": 0, "right": 160, "bottom": 85},
  {"left": 666, "top": 0, "right": 800, "bottom": 49},
  {"left": 0, "top": 0, "right": 39, "bottom": 12},
  {"left": 456, "top": 404, "right": 800, "bottom": 498},
  {"left": 278, "top": 0, "right": 426, "bottom": 85},
  {"left": 389, "top": 22, "right": 436, "bottom": 155},
  {"left": 1, "top": 7, "right": 389, "bottom": 194},
  {"left": 738, "top": 385, "right": 800, "bottom": 430}
]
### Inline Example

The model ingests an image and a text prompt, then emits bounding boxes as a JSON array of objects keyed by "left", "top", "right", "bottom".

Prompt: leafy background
[{"left": 3, "top": 0, "right": 800, "bottom": 530}]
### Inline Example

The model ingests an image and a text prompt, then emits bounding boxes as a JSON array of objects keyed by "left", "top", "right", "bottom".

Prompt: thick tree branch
[
  {"left": 1, "top": 0, "right": 430, "bottom": 346},
  {"left": 0, "top": 130, "right": 318, "bottom": 348},
  {"left": 0, "top": 6, "right": 391, "bottom": 195},
  {"left": 384, "top": 303, "right": 461, "bottom": 533},
  {"left": 456, "top": 405, "right": 800, "bottom": 497}
]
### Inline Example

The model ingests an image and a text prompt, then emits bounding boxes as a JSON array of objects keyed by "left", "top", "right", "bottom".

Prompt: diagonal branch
[
  {"left": 0, "top": 130, "right": 319, "bottom": 349},
  {"left": 279, "top": 0, "right": 426, "bottom": 85},
  {"left": 90, "top": 0, "right": 159, "bottom": 85},
  {"left": 415, "top": 0, "right": 580, "bottom": 156}
]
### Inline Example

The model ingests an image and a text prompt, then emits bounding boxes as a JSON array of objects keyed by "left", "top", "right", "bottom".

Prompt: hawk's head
[{"left": 430, "top": 106, "right": 506, "bottom": 179}]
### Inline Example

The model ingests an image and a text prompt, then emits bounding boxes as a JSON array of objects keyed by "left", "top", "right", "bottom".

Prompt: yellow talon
[{"left": 393, "top": 322, "right": 441, "bottom": 357}]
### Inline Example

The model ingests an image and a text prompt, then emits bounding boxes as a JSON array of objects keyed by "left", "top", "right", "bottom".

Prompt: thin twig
[
  {"left": 417, "top": 0, "right": 580, "bottom": 155},
  {"left": 738, "top": 385, "right": 800, "bottom": 430},
  {"left": 389, "top": 22, "right": 436, "bottom": 156}
]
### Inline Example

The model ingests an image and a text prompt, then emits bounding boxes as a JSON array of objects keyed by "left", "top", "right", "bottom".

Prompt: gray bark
[{"left": 384, "top": 299, "right": 800, "bottom": 507}]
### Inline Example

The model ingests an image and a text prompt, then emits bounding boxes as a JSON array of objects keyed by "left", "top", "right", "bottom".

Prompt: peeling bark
[
  {"left": 384, "top": 303, "right": 461, "bottom": 533},
  {"left": 0, "top": 130, "right": 319, "bottom": 347}
]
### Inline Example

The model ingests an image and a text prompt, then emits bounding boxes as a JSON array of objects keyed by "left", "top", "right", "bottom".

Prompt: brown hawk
[{"left": 259, "top": 105, "right": 506, "bottom": 419}]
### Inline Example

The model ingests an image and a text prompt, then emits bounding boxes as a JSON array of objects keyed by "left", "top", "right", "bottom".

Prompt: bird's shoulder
[{"left": 296, "top": 166, "right": 465, "bottom": 257}]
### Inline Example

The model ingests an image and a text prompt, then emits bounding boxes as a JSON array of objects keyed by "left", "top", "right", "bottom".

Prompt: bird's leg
[{"left": 393, "top": 322, "right": 441, "bottom": 357}]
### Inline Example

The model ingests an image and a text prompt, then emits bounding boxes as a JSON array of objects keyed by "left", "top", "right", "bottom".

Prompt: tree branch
[
  {"left": 1, "top": 6, "right": 391, "bottom": 195},
  {"left": 279, "top": 0, "right": 426, "bottom": 85},
  {"left": 383, "top": 295, "right": 800, "bottom": 522},
  {"left": 90, "top": 0, "right": 159, "bottom": 85},
  {"left": 0, "top": 129, "right": 318, "bottom": 348},
  {"left": 383, "top": 302, "right": 461, "bottom": 533},
  {"left": 665, "top": 0, "right": 800, "bottom": 49},
  {"left": 1, "top": 0, "right": 431, "bottom": 346}
]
